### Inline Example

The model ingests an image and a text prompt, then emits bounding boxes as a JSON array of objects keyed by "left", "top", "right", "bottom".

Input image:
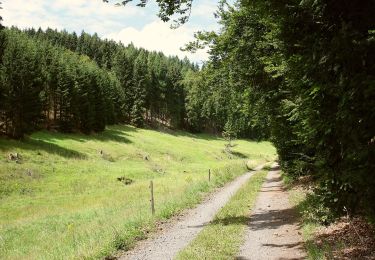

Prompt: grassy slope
[
  {"left": 0, "top": 125, "right": 276, "bottom": 259},
  {"left": 177, "top": 171, "right": 267, "bottom": 260}
]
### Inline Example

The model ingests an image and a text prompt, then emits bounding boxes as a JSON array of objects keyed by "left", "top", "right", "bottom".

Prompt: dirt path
[
  {"left": 237, "top": 166, "right": 306, "bottom": 260},
  {"left": 119, "top": 165, "right": 264, "bottom": 260}
]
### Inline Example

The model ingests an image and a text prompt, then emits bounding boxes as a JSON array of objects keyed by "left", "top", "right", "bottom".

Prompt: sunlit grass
[{"left": 0, "top": 125, "right": 276, "bottom": 259}]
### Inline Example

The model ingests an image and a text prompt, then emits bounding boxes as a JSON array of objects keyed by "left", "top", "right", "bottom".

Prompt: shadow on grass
[
  {"left": 229, "top": 151, "right": 249, "bottom": 159},
  {"left": 194, "top": 207, "right": 301, "bottom": 230},
  {"left": 29, "top": 139, "right": 87, "bottom": 159},
  {"left": 0, "top": 125, "right": 138, "bottom": 159},
  {"left": 187, "top": 216, "right": 250, "bottom": 229},
  {"left": 0, "top": 137, "right": 87, "bottom": 159},
  {"left": 212, "top": 216, "right": 250, "bottom": 226},
  {"left": 78, "top": 129, "right": 132, "bottom": 143},
  {"left": 165, "top": 128, "right": 267, "bottom": 143},
  {"left": 189, "top": 207, "right": 302, "bottom": 230},
  {"left": 34, "top": 127, "right": 132, "bottom": 144},
  {"left": 153, "top": 126, "right": 224, "bottom": 142}
]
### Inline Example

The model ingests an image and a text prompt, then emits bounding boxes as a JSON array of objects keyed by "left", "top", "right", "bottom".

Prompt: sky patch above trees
[{"left": 1, "top": 0, "right": 219, "bottom": 62}]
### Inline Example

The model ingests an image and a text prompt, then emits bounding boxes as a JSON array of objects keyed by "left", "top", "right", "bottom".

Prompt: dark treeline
[
  {"left": 0, "top": 26, "right": 200, "bottom": 138},
  {"left": 183, "top": 0, "right": 375, "bottom": 219}
]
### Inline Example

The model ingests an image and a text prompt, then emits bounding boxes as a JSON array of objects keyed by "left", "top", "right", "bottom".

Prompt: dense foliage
[
  {"left": 0, "top": 27, "right": 196, "bottom": 137},
  {"left": 183, "top": 0, "right": 375, "bottom": 218}
]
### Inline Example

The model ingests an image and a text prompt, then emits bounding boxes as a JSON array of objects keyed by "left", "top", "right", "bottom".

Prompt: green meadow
[{"left": 0, "top": 125, "right": 276, "bottom": 259}]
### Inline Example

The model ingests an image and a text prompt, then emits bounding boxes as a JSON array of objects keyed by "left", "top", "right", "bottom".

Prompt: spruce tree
[
  {"left": 130, "top": 51, "right": 148, "bottom": 127},
  {"left": 0, "top": 30, "right": 43, "bottom": 138}
]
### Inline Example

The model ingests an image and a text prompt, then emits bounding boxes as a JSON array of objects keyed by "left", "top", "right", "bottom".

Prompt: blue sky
[{"left": 1, "top": 0, "right": 224, "bottom": 62}]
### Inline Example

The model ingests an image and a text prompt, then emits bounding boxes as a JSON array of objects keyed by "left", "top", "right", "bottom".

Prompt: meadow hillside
[{"left": 0, "top": 125, "right": 276, "bottom": 259}]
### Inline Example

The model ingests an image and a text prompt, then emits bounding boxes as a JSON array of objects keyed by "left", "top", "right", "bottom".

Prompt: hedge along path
[
  {"left": 237, "top": 164, "right": 306, "bottom": 260},
  {"left": 120, "top": 164, "right": 265, "bottom": 260}
]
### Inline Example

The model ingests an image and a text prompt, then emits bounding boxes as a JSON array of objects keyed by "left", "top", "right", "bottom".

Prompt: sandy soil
[
  {"left": 237, "top": 166, "right": 306, "bottom": 260},
  {"left": 119, "top": 165, "right": 264, "bottom": 260}
]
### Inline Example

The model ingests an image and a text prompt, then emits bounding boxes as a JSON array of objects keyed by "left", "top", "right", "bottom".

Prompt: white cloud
[
  {"left": 2, "top": 0, "right": 54, "bottom": 30},
  {"left": 2, "top": 0, "right": 146, "bottom": 34},
  {"left": 191, "top": 1, "right": 218, "bottom": 17},
  {"left": 105, "top": 20, "right": 209, "bottom": 62},
  {"left": 48, "top": 0, "right": 143, "bottom": 18},
  {"left": 1, "top": 0, "right": 215, "bottom": 62}
]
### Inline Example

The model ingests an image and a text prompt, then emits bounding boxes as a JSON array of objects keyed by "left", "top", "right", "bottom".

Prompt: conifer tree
[
  {"left": 130, "top": 51, "right": 148, "bottom": 127},
  {"left": 0, "top": 31, "right": 43, "bottom": 138}
]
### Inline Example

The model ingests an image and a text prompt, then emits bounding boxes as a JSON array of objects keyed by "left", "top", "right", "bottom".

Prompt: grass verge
[
  {"left": 289, "top": 187, "right": 375, "bottom": 260},
  {"left": 176, "top": 171, "right": 267, "bottom": 260},
  {"left": 288, "top": 189, "right": 326, "bottom": 259}
]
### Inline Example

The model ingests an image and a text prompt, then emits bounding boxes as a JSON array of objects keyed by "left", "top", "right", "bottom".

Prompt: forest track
[
  {"left": 237, "top": 165, "right": 306, "bottom": 260},
  {"left": 118, "top": 165, "right": 264, "bottom": 260}
]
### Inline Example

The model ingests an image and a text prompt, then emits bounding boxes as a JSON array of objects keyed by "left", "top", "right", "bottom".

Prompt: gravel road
[
  {"left": 119, "top": 165, "right": 264, "bottom": 260},
  {"left": 237, "top": 166, "right": 306, "bottom": 260}
]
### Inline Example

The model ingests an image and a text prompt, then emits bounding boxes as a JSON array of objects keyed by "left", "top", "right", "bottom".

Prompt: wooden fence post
[{"left": 150, "top": 180, "right": 155, "bottom": 215}]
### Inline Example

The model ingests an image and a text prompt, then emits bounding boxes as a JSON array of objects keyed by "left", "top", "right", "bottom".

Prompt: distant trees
[
  {"left": 0, "top": 27, "right": 196, "bottom": 138},
  {"left": 0, "top": 29, "right": 120, "bottom": 137},
  {"left": 182, "top": 63, "right": 270, "bottom": 138}
]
